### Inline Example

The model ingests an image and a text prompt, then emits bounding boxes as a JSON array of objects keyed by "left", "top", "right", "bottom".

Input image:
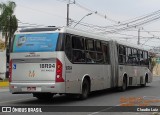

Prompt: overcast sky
[{"left": 1, "top": 0, "right": 160, "bottom": 49}]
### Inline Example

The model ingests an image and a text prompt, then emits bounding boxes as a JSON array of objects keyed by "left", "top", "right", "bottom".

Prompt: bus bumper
[{"left": 9, "top": 82, "right": 65, "bottom": 94}]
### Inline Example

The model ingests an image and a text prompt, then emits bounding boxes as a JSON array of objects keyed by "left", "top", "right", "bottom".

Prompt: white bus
[{"left": 9, "top": 27, "right": 152, "bottom": 100}]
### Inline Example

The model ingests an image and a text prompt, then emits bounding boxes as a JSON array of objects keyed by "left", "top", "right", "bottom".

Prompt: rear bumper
[{"left": 9, "top": 82, "right": 65, "bottom": 94}]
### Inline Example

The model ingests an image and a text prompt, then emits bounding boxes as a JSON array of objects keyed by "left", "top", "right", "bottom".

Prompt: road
[{"left": 0, "top": 76, "right": 160, "bottom": 115}]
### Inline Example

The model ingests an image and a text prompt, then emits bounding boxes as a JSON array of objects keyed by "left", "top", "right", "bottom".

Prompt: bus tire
[
  {"left": 119, "top": 77, "right": 127, "bottom": 92},
  {"left": 141, "top": 76, "right": 147, "bottom": 87},
  {"left": 80, "top": 78, "right": 90, "bottom": 100},
  {"left": 33, "top": 93, "right": 53, "bottom": 100}
]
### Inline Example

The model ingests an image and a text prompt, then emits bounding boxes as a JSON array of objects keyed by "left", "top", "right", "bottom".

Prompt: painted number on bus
[{"left": 66, "top": 66, "right": 72, "bottom": 70}]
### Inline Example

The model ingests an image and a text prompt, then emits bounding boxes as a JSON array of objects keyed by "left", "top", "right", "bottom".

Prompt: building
[
  {"left": 0, "top": 31, "right": 6, "bottom": 80},
  {"left": 0, "top": 31, "right": 5, "bottom": 51}
]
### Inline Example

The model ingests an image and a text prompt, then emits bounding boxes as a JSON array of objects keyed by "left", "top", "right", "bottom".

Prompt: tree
[
  {"left": 0, "top": 1, "right": 18, "bottom": 48},
  {"left": 149, "top": 52, "right": 157, "bottom": 73}
]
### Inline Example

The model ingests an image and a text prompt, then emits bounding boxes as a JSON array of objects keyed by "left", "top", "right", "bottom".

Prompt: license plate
[
  {"left": 22, "top": 87, "right": 41, "bottom": 92},
  {"left": 27, "top": 87, "right": 36, "bottom": 91}
]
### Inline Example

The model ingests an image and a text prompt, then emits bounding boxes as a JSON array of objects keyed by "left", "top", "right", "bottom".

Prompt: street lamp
[{"left": 74, "top": 13, "right": 93, "bottom": 27}]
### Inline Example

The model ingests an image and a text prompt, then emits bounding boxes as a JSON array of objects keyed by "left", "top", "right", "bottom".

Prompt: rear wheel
[
  {"left": 141, "top": 77, "right": 147, "bottom": 87},
  {"left": 79, "top": 79, "right": 90, "bottom": 100},
  {"left": 33, "top": 93, "right": 54, "bottom": 100},
  {"left": 119, "top": 77, "right": 127, "bottom": 92}
]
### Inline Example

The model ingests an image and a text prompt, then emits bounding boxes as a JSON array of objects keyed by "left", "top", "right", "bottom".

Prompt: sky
[{"left": 1, "top": 0, "right": 160, "bottom": 50}]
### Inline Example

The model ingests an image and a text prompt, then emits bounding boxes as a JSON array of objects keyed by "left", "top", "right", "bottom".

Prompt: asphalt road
[{"left": 0, "top": 76, "right": 160, "bottom": 115}]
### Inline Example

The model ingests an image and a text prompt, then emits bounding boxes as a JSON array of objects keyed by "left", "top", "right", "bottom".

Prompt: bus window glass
[
  {"left": 119, "top": 45, "right": 125, "bottom": 55},
  {"left": 126, "top": 47, "right": 128, "bottom": 64},
  {"left": 127, "top": 47, "right": 132, "bottom": 64},
  {"left": 86, "top": 39, "right": 94, "bottom": 51},
  {"left": 13, "top": 33, "right": 59, "bottom": 52},
  {"left": 144, "top": 51, "right": 149, "bottom": 66},
  {"left": 139, "top": 51, "right": 144, "bottom": 65},
  {"left": 132, "top": 49, "right": 138, "bottom": 65},
  {"left": 73, "top": 50, "right": 85, "bottom": 63},
  {"left": 72, "top": 36, "right": 84, "bottom": 50},
  {"left": 102, "top": 44, "right": 109, "bottom": 64},
  {"left": 86, "top": 52, "right": 96, "bottom": 63},
  {"left": 97, "top": 53, "right": 104, "bottom": 63},
  {"left": 96, "top": 41, "right": 102, "bottom": 52},
  {"left": 65, "top": 35, "right": 72, "bottom": 61},
  {"left": 119, "top": 45, "right": 126, "bottom": 64}
]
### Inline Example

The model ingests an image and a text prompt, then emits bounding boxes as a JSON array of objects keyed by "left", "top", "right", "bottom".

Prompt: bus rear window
[{"left": 13, "top": 33, "right": 59, "bottom": 52}]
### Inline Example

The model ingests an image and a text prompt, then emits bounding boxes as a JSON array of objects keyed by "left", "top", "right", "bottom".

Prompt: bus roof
[
  {"left": 116, "top": 39, "right": 147, "bottom": 51},
  {"left": 61, "top": 27, "right": 112, "bottom": 42},
  {"left": 16, "top": 26, "right": 112, "bottom": 41},
  {"left": 16, "top": 26, "right": 147, "bottom": 51},
  {"left": 19, "top": 27, "right": 59, "bottom": 32}
]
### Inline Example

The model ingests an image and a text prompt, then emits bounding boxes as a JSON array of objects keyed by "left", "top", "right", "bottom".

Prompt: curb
[{"left": 0, "top": 81, "right": 9, "bottom": 87}]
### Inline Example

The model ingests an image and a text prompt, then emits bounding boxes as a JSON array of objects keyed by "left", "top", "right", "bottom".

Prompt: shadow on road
[
  {"left": 89, "top": 85, "right": 151, "bottom": 99},
  {"left": 13, "top": 85, "right": 152, "bottom": 105}
]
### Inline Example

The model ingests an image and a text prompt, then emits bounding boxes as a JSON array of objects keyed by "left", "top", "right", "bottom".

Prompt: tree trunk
[{"left": 5, "top": 32, "right": 8, "bottom": 48}]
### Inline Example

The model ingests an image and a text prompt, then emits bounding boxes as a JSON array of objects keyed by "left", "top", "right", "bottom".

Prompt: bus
[{"left": 9, "top": 27, "right": 152, "bottom": 100}]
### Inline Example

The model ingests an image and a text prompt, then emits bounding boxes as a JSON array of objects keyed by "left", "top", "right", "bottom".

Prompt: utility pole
[
  {"left": 137, "top": 28, "right": 140, "bottom": 45},
  {"left": 66, "top": 0, "right": 70, "bottom": 26}
]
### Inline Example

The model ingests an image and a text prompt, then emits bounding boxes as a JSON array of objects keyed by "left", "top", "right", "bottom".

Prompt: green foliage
[
  {"left": 149, "top": 52, "right": 157, "bottom": 73},
  {"left": 0, "top": 1, "right": 18, "bottom": 47},
  {"left": 151, "top": 59, "right": 156, "bottom": 72}
]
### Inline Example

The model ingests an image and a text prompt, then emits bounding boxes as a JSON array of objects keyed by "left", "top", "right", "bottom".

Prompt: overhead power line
[
  {"left": 74, "top": 1, "right": 119, "bottom": 23},
  {"left": 73, "top": 0, "right": 160, "bottom": 32}
]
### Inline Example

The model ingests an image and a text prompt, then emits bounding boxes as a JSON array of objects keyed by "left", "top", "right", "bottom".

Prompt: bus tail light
[
  {"left": 56, "top": 59, "right": 64, "bottom": 82},
  {"left": 9, "top": 60, "right": 12, "bottom": 82}
]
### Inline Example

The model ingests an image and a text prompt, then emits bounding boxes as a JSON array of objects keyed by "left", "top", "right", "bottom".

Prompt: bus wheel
[
  {"left": 119, "top": 77, "right": 127, "bottom": 92},
  {"left": 80, "top": 79, "right": 90, "bottom": 100},
  {"left": 33, "top": 93, "right": 54, "bottom": 100},
  {"left": 141, "top": 77, "right": 147, "bottom": 87}
]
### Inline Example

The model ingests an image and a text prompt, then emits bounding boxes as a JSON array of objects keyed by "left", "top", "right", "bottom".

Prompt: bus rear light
[
  {"left": 9, "top": 60, "right": 12, "bottom": 82},
  {"left": 56, "top": 59, "right": 64, "bottom": 82}
]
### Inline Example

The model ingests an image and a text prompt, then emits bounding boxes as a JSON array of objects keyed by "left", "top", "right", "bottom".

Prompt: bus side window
[
  {"left": 96, "top": 41, "right": 104, "bottom": 63},
  {"left": 86, "top": 51, "right": 96, "bottom": 63},
  {"left": 85, "top": 39, "right": 96, "bottom": 63},
  {"left": 72, "top": 36, "right": 85, "bottom": 63},
  {"left": 102, "top": 44, "right": 109, "bottom": 64},
  {"left": 72, "top": 36, "right": 84, "bottom": 50},
  {"left": 132, "top": 49, "right": 138, "bottom": 65},
  {"left": 96, "top": 41, "right": 102, "bottom": 52},
  {"left": 127, "top": 47, "right": 132, "bottom": 64},
  {"left": 144, "top": 51, "right": 149, "bottom": 66},
  {"left": 119, "top": 45, "right": 126, "bottom": 64},
  {"left": 139, "top": 51, "right": 143, "bottom": 65},
  {"left": 65, "top": 34, "right": 72, "bottom": 61},
  {"left": 73, "top": 50, "right": 85, "bottom": 63},
  {"left": 86, "top": 39, "right": 95, "bottom": 51}
]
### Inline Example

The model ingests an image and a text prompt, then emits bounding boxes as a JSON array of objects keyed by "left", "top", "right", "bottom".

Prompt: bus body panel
[
  {"left": 12, "top": 58, "right": 56, "bottom": 81},
  {"left": 118, "top": 65, "right": 150, "bottom": 86},
  {"left": 10, "top": 52, "right": 66, "bottom": 94},
  {"left": 102, "top": 65, "right": 111, "bottom": 89},
  {"left": 65, "top": 55, "right": 111, "bottom": 94}
]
